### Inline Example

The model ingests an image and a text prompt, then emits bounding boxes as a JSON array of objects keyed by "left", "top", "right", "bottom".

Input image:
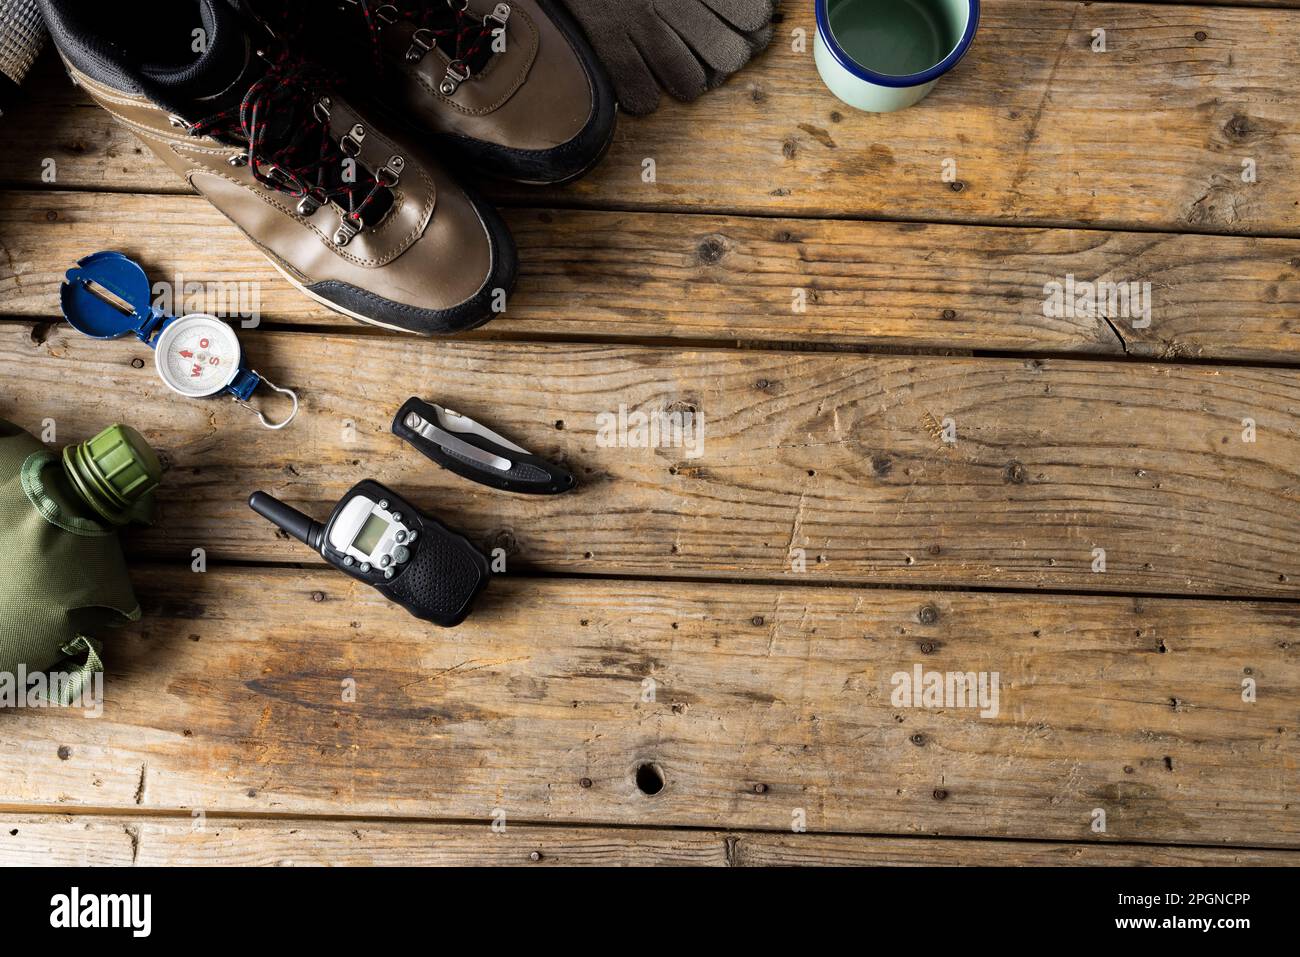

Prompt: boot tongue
[{"left": 139, "top": 0, "right": 255, "bottom": 111}]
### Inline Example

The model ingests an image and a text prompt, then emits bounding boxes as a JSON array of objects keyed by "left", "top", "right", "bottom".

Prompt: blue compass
[{"left": 60, "top": 252, "right": 298, "bottom": 429}]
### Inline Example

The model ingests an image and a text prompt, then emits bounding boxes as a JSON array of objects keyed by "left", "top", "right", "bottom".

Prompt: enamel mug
[{"left": 814, "top": 0, "right": 980, "bottom": 112}]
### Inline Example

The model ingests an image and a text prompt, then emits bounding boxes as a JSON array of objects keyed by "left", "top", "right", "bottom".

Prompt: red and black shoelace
[
  {"left": 184, "top": 2, "right": 506, "bottom": 235},
  {"left": 188, "top": 49, "right": 389, "bottom": 233}
]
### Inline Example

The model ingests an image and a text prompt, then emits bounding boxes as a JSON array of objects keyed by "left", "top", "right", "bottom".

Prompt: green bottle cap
[{"left": 62, "top": 424, "right": 162, "bottom": 526}]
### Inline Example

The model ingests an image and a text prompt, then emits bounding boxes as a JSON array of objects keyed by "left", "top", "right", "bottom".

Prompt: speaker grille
[{"left": 388, "top": 528, "right": 485, "bottom": 622}]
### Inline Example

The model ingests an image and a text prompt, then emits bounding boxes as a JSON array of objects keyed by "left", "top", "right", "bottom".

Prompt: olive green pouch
[{"left": 0, "top": 419, "right": 159, "bottom": 704}]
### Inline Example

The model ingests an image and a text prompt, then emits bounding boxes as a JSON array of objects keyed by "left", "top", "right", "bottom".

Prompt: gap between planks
[
  {"left": 6, "top": 181, "right": 1300, "bottom": 245},
  {"left": 11, "top": 316, "right": 1300, "bottom": 374},
  {"left": 0, "top": 806, "right": 1294, "bottom": 868}
]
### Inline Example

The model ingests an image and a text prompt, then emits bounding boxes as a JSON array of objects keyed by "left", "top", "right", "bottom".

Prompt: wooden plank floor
[{"left": 0, "top": 0, "right": 1297, "bottom": 866}]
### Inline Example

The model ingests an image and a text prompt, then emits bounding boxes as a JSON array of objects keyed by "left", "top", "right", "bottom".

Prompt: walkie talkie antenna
[{"left": 249, "top": 491, "right": 324, "bottom": 550}]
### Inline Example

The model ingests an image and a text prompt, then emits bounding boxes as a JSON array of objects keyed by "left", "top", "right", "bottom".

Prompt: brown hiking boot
[
  {"left": 39, "top": 0, "right": 516, "bottom": 335},
  {"left": 240, "top": 0, "right": 617, "bottom": 185}
]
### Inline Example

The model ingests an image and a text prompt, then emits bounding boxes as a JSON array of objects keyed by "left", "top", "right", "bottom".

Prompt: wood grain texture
[
  {"left": 0, "top": 569, "right": 1295, "bottom": 845},
  {"left": 1, "top": 814, "right": 1296, "bottom": 867},
  {"left": 1138, "top": 0, "right": 1300, "bottom": 6},
  {"left": 1, "top": 325, "right": 1296, "bottom": 596},
  {"left": 728, "top": 832, "right": 1300, "bottom": 867},
  {"left": 3, "top": 191, "right": 1299, "bottom": 361},
  {"left": 1, "top": 1, "right": 1298, "bottom": 868},
  {"left": 5, "top": 3, "right": 1300, "bottom": 235}
]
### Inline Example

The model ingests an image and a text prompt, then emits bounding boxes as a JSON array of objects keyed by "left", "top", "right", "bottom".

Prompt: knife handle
[{"left": 392, "top": 397, "right": 577, "bottom": 495}]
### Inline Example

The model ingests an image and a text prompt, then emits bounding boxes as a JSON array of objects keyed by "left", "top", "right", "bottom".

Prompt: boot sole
[
  {"left": 261, "top": 180, "right": 517, "bottom": 336},
  {"left": 266, "top": 258, "right": 503, "bottom": 336}
]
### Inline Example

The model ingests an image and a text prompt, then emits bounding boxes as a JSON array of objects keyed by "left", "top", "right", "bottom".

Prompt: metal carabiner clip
[{"left": 235, "top": 372, "right": 300, "bottom": 430}]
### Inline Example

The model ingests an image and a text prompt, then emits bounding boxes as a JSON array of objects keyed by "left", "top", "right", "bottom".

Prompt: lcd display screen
[{"left": 352, "top": 513, "right": 389, "bottom": 556}]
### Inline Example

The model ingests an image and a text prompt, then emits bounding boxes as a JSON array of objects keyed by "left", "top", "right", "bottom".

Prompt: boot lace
[{"left": 187, "top": 48, "right": 393, "bottom": 244}]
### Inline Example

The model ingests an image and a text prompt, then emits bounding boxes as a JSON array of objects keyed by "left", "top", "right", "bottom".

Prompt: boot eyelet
[
  {"left": 333, "top": 215, "right": 362, "bottom": 247},
  {"left": 406, "top": 28, "right": 434, "bottom": 64},
  {"left": 377, "top": 154, "right": 405, "bottom": 187},
  {"left": 229, "top": 153, "right": 249, "bottom": 167},
  {"left": 341, "top": 124, "right": 366, "bottom": 157},
  {"left": 439, "top": 61, "right": 472, "bottom": 97},
  {"left": 263, "top": 164, "right": 306, "bottom": 194}
]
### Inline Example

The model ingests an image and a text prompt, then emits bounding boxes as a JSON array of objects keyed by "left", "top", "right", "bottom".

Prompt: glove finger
[
  {"left": 697, "top": 0, "right": 776, "bottom": 33},
  {"left": 600, "top": 30, "right": 666, "bottom": 115},
  {"left": 703, "top": 64, "right": 728, "bottom": 92},
  {"left": 655, "top": 0, "right": 753, "bottom": 75},
  {"left": 745, "top": 21, "right": 775, "bottom": 56},
  {"left": 632, "top": 11, "right": 709, "bottom": 103},
  {"left": 702, "top": 29, "right": 769, "bottom": 90}
]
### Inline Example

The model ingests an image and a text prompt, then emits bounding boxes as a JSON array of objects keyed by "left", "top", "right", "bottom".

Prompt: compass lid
[{"left": 60, "top": 251, "right": 159, "bottom": 341}]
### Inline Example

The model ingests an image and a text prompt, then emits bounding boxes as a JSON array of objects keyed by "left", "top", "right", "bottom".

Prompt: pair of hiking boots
[{"left": 39, "top": 0, "right": 616, "bottom": 334}]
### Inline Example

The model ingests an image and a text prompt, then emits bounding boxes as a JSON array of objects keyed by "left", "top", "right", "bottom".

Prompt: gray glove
[{"left": 560, "top": 0, "right": 777, "bottom": 115}]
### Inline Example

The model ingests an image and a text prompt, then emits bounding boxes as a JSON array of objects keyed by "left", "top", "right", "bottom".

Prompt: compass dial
[{"left": 153, "top": 314, "right": 241, "bottom": 398}]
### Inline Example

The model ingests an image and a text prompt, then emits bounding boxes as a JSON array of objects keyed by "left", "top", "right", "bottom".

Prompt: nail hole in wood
[{"left": 635, "top": 762, "right": 665, "bottom": 796}]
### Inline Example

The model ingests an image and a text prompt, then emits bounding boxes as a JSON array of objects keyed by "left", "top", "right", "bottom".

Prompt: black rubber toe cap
[{"left": 308, "top": 197, "right": 517, "bottom": 336}]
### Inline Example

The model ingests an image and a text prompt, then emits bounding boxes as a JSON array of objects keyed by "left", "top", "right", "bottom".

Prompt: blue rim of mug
[{"left": 815, "top": 0, "right": 981, "bottom": 89}]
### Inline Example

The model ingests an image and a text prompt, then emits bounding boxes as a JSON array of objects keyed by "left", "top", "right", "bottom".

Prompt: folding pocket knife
[{"left": 392, "top": 397, "right": 576, "bottom": 495}]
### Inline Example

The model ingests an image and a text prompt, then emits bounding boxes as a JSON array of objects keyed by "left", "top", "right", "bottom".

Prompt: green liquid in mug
[{"left": 827, "top": 0, "right": 967, "bottom": 77}]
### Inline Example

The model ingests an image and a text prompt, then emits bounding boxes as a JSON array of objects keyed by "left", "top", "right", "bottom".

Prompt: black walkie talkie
[{"left": 249, "top": 480, "right": 490, "bottom": 627}]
